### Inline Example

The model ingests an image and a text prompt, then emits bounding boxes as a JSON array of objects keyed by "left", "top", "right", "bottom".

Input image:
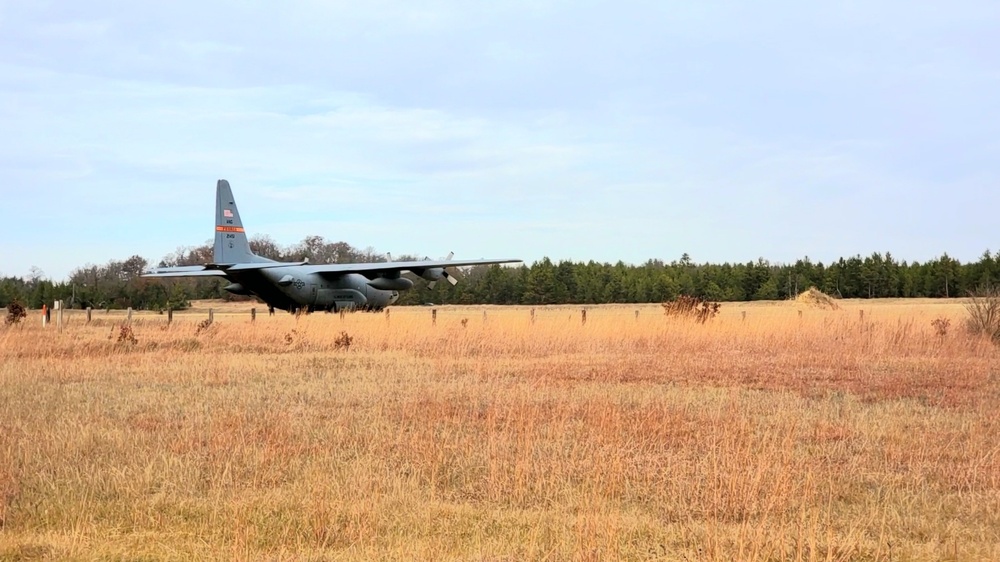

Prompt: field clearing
[{"left": 1, "top": 300, "right": 998, "bottom": 561}]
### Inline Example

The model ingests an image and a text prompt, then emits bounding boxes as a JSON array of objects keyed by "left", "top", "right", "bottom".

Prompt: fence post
[
  {"left": 530, "top": 308, "right": 535, "bottom": 324},
  {"left": 251, "top": 308, "right": 256, "bottom": 323},
  {"left": 127, "top": 307, "right": 132, "bottom": 323},
  {"left": 635, "top": 310, "right": 639, "bottom": 320},
  {"left": 432, "top": 309, "right": 437, "bottom": 325},
  {"left": 86, "top": 307, "right": 92, "bottom": 323},
  {"left": 581, "top": 309, "right": 587, "bottom": 325},
  {"left": 167, "top": 308, "right": 173, "bottom": 324},
  {"left": 56, "top": 300, "right": 63, "bottom": 332},
  {"left": 209, "top": 309, "right": 214, "bottom": 323}
]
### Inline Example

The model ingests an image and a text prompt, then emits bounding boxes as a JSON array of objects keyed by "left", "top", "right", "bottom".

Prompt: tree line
[{"left": 2, "top": 235, "right": 998, "bottom": 310}]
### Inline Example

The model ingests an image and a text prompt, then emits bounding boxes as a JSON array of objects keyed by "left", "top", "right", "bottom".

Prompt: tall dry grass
[{"left": 0, "top": 301, "right": 998, "bottom": 560}]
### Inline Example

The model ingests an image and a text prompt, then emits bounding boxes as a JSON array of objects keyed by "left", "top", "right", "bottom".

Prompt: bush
[
  {"left": 931, "top": 317, "right": 950, "bottom": 337},
  {"left": 116, "top": 324, "right": 138, "bottom": 345},
  {"left": 5, "top": 301, "right": 27, "bottom": 325},
  {"left": 964, "top": 285, "right": 1000, "bottom": 343},
  {"left": 334, "top": 331, "right": 353, "bottom": 350},
  {"left": 195, "top": 318, "right": 213, "bottom": 335},
  {"left": 662, "top": 296, "right": 721, "bottom": 324}
]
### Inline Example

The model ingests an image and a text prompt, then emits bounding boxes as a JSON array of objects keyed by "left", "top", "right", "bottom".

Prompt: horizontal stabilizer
[{"left": 142, "top": 260, "right": 309, "bottom": 278}]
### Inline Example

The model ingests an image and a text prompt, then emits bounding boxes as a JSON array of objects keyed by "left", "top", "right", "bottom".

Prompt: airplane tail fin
[{"left": 214, "top": 179, "right": 257, "bottom": 264}]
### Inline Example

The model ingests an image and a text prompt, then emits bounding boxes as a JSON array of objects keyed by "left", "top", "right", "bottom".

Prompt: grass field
[{"left": 1, "top": 299, "right": 998, "bottom": 561}]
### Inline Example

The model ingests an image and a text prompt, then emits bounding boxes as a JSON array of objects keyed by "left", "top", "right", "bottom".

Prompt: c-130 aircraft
[{"left": 143, "top": 180, "right": 521, "bottom": 313}]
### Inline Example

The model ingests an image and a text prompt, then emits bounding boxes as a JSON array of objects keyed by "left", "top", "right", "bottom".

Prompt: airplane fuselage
[{"left": 224, "top": 266, "right": 400, "bottom": 312}]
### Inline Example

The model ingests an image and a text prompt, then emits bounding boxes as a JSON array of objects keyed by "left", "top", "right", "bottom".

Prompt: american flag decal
[{"left": 223, "top": 209, "right": 233, "bottom": 218}]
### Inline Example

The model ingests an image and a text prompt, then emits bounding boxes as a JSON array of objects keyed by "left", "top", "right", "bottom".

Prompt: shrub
[
  {"left": 334, "top": 331, "right": 353, "bottom": 350},
  {"left": 964, "top": 285, "right": 1000, "bottom": 343},
  {"left": 195, "top": 318, "right": 213, "bottom": 335},
  {"left": 117, "top": 324, "right": 138, "bottom": 345},
  {"left": 931, "top": 317, "right": 950, "bottom": 337},
  {"left": 662, "top": 296, "right": 721, "bottom": 324},
  {"left": 5, "top": 302, "right": 27, "bottom": 325}
]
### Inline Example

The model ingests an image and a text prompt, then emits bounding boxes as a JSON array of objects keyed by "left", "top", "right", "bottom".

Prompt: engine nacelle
[
  {"left": 367, "top": 277, "right": 414, "bottom": 291},
  {"left": 224, "top": 283, "right": 252, "bottom": 295},
  {"left": 420, "top": 268, "right": 446, "bottom": 282}
]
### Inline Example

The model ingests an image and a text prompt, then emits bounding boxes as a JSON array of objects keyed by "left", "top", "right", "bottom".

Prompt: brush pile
[{"left": 795, "top": 287, "right": 839, "bottom": 310}]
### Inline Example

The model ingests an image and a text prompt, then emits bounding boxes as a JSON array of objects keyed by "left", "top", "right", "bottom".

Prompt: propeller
[{"left": 426, "top": 251, "right": 458, "bottom": 289}]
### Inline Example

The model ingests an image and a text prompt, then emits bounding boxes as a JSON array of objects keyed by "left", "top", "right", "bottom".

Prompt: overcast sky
[{"left": 1, "top": 1, "right": 998, "bottom": 280}]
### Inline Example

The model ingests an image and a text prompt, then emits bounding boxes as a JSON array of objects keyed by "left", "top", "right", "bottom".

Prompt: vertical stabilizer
[{"left": 214, "top": 179, "right": 256, "bottom": 264}]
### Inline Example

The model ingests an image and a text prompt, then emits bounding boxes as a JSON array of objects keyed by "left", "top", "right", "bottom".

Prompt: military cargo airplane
[{"left": 142, "top": 180, "right": 521, "bottom": 312}]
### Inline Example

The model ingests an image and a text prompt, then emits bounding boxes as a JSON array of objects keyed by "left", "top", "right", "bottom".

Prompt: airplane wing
[
  {"left": 141, "top": 266, "right": 228, "bottom": 278},
  {"left": 306, "top": 258, "right": 522, "bottom": 278},
  {"left": 142, "top": 259, "right": 520, "bottom": 279}
]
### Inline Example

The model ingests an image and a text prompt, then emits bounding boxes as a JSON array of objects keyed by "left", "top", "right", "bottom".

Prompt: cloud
[{"left": 1, "top": 1, "right": 998, "bottom": 279}]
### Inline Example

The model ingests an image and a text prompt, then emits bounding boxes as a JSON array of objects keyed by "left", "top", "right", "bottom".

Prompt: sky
[{"left": 1, "top": 1, "right": 998, "bottom": 281}]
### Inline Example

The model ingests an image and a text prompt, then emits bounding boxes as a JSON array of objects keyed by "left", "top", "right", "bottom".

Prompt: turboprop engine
[
  {"left": 418, "top": 252, "right": 458, "bottom": 289},
  {"left": 420, "top": 267, "right": 457, "bottom": 287}
]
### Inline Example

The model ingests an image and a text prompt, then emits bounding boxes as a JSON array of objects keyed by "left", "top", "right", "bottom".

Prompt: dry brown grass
[{"left": 1, "top": 300, "right": 998, "bottom": 561}]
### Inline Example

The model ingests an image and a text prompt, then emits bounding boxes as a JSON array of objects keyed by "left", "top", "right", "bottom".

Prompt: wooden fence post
[
  {"left": 167, "top": 308, "right": 173, "bottom": 324},
  {"left": 581, "top": 309, "right": 587, "bottom": 325},
  {"left": 86, "top": 307, "right": 92, "bottom": 323},
  {"left": 127, "top": 307, "right": 133, "bottom": 323},
  {"left": 530, "top": 308, "right": 535, "bottom": 324},
  {"left": 432, "top": 309, "right": 437, "bottom": 325},
  {"left": 208, "top": 309, "right": 214, "bottom": 323},
  {"left": 251, "top": 308, "right": 256, "bottom": 323}
]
